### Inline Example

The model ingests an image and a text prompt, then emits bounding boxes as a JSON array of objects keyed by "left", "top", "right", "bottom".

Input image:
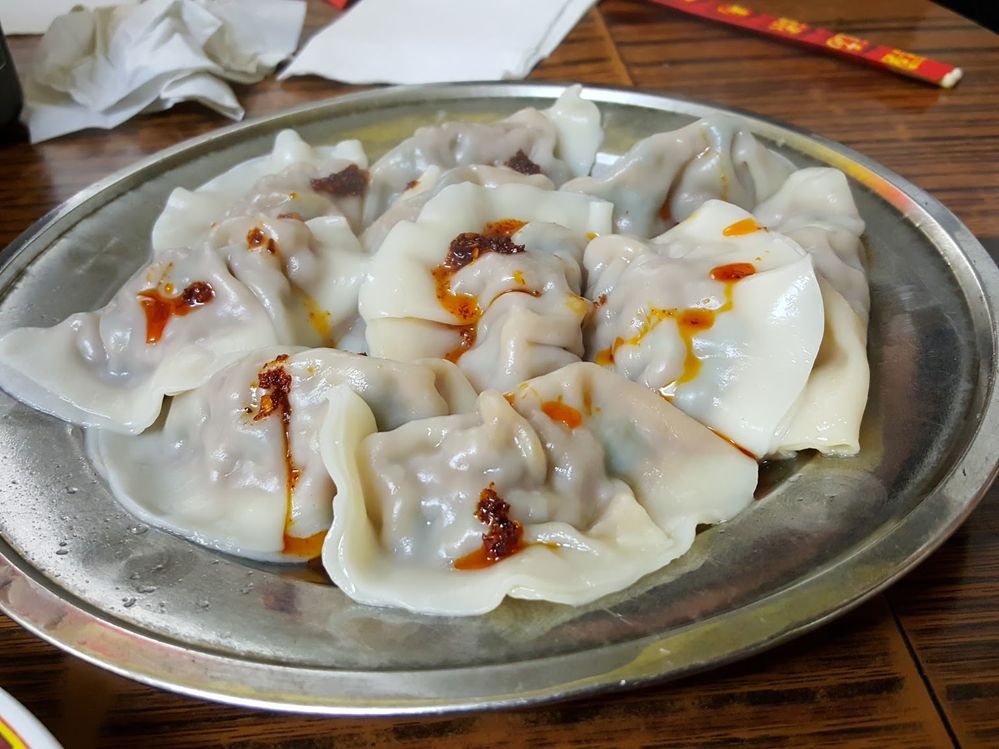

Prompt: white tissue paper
[
  {"left": 22, "top": 0, "right": 306, "bottom": 143},
  {"left": 2, "top": 1, "right": 139, "bottom": 35},
  {"left": 280, "top": 0, "right": 596, "bottom": 84}
]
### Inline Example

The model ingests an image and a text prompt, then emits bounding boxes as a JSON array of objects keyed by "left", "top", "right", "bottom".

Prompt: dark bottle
[{"left": 0, "top": 20, "right": 23, "bottom": 129}]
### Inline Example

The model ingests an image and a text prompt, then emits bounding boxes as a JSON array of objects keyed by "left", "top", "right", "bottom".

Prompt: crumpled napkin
[
  {"left": 3, "top": 0, "right": 139, "bottom": 35},
  {"left": 22, "top": 0, "right": 306, "bottom": 143},
  {"left": 280, "top": 0, "right": 596, "bottom": 84}
]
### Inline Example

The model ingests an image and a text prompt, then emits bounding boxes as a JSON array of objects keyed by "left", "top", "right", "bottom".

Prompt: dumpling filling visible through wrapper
[{"left": 320, "top": 363, "right": 757, "bottom": 616}]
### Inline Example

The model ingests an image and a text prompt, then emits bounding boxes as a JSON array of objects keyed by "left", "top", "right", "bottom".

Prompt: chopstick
[{"left": 649, "top": 0, "right": 963, "bottom": 88}]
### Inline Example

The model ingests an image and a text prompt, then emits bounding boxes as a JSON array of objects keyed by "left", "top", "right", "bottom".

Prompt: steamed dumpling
[
  {"left": 153, "top": 129, "right": 370, "bottom": 250},
  {"left": 772, "top": 278, "right": 869, "bottom": 456},
  {"left": 0, "top": 245, "right": 276, "bottom": 433},
  {"left": 754, "top": 167, "right": 867, "bottom": 318},
  {"left": 755, "top": 168, "right": 870, "bottom": 456},
  {"left": 320, "top": 363, "right": 757, "bottom": 615},
  {"left": 0, "top": 213, "right": 369, "bottom": 433},
  {"left": 585, "top": 200, "right": 825, "bottom": 458},
  {"left": 562, "top": 115, "right": 794, "bottom": 237},
  {"left": 360, "top": 163, "right": 555, "bottom": 253},
  {"left": 362, "top": 85, "right": 603, "bottom": 225},
  {"left": 208, "top": 214, "right": 369, "bottom": 351},
  {"left": 89, "top": 348, "right": 477, "bottom": 561},
  {"left": 360, "top": 182, "right": 612, "bottom": 392}
]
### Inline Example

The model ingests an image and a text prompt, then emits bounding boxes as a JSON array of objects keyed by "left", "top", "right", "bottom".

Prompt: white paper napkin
[
  {"left": 280, "top": 0, "right": 596, "bottom": 84},
  {"left": 22, "top": 0, "right": 306, "bottom": 143},
  {"left": 1, "top": 0, "right": 139, "bottom": 35}
]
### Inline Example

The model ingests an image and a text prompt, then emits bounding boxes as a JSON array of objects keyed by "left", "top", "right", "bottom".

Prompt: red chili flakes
[
  {"left": 254, "top": 354, "right": 292, "bottom": 424},
  {"left": 252, "top": 354, "right": 305, "bottom": 554},
  {"left": 477, "top": 485, "right": 524, "bottom": 562},
  {"left": 504, "top": 149, "right": 542, "bottom": 175},
  {"left": 180, "top": 281, "right": 214, "bottom": 307},
  {"left": 405, "top": 179, "right": 419, "bottom": 190},
  {"left": 246, "top": 226, "right": 279, "bottom": 254},
  {"left": 138, "top": 281, "right": 215, "bottom": 344},
  {"left": 310, "top": 164, "right": 369, "bottom": 197},
  {"left": 454, "top": 484, "right": 525, "bottom": 570},
  {"left": 444, "top": 232, "right": 525, "bottom": 271},
  {"left": 276, "top": 211, "right": 304, "bottom": 221},
  {"left": 432, "top": 231, "right": 526, "bottom": 362}
]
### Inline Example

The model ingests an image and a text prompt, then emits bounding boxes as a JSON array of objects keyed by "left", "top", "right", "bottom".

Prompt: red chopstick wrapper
[{"left": 651, "top": 0, "right": 963, "bottom": 88}]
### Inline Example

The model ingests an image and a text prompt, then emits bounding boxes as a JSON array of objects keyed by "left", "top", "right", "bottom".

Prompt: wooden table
[{"left": 1, "top": 1, "right": 997, "bottom": 746}]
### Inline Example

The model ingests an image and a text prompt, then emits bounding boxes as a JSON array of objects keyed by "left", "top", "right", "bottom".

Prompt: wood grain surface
[{"left": 0, "top": 1, "right": 997, "bottom": 747}]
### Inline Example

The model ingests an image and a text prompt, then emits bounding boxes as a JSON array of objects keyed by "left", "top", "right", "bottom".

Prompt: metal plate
[{"left": 0, "top": 83, "right": 996, "bottom": 714}]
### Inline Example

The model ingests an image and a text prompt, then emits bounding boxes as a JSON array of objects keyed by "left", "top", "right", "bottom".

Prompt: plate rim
[{"left": 0, "top": 81, "right": 997, "bottom": 715}]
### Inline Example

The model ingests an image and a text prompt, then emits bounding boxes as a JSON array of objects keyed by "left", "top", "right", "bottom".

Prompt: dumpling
[
  {"left": 544, "top": 83, "right": 605, "bottom": 179},
  {"left": 0, "top": 245, "right": 276, "bottom": 433},
  {"left": 754, "top": 168, "right": 870, "bottom": 456},
  {"left": 0, "top": 213, "right": 369, "bottom": 433},
  {"left": 359, "top": 182, "right": 612, "bottom": 391},
  {"left": 89, "top": 348, "right": 477, "bottom": 562},
  {"left": 209, "top": 213, "right": 368, "bottom": 351},
  {"left": 320, "top": 363, "right": 757, "bottom": 615},
  {"left": 562, "top": 115, "right": 794, "bottom": 238},
  {"left": 754, "top": 167, "right": 868, "bottom": 319},
  {"left": 772, "top": 278, "right": 869, "bottom": 456},
  {"left": 360, "top": 163, "right": 555, "bottom": 253},
  {"left": 362, "top": 85, "right": 603, "bottom": 225},
  {"left": 153, "top": 129, "right": 370, "bottom": 250},
  {"left": 585, "top": 200, "right": 825, "bottom": 458}
]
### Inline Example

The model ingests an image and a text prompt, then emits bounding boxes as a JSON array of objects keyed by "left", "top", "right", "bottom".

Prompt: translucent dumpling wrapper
[
  {"left": 209, "top": 214, "right": 369, "bottom": 352},
  {"left": 754, "top": 168, "right": 870, "bottom": 456},
  {"left": 753, "top": 167, "right": 868, "bottom": 320},
  {"left": 0, "top": 246, "right": 277, "bottom": 434},
  {"left": 152, "top": 129, "right": 370, "bottom": 250},
  {"left": 360, "top": 163, "right": 555, "bottom": 253},
  {"left": 772, "top": 278, "right": 870, "bottom": 456},
  {"left": 362, "top": 85, "right": 603, "bottom": 226},
  {"left": 89, "top": 349, "right": 477, "bottom": 562},
  {"left": 0, "top": 211, "right": 371, "bottom": 433},
  {"left": 585, "top": 200, "right": 825, "bottom": 458},
  {"left": 562, "top": 115, "right": 794, "bottom": 238},
  {"left": 360, "top": 182, "right": 612, "bottom": 391},
  {"left": 320, "top": 363, "right": 757, "bottom": 615}
]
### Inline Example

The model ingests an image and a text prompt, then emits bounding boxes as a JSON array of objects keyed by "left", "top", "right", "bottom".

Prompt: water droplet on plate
[
  {"left": 65, "top": 486, "right": 78, "bottom": 495},
  {"left": 58, "top": 540, "right": 67, "bottom": 547},
  {"left": 196, "top": 600, "right": 210, "bottom": 609},
  {"left": 122, "top": 597, "right": 136, "bottom": 608},
  {"left": 127, "top": 525, "right": 149, "bottom": 536},
  {"left": 55, "top": 548, "right": 69, "bottom": 556},
  {"left": 135, "top": 584, "right": 157, "bottom": 594}
]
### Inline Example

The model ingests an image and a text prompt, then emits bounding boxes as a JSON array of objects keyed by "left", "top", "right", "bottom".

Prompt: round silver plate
[{"left": 0, "top": 84, "right": 996, "bottom": 715}]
